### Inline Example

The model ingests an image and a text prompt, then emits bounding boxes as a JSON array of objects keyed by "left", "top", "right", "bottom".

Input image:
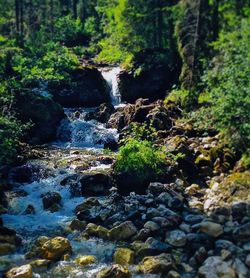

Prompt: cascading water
[
  {"left": 0, "top": 67, "right": 153, "bottom": 277},
  {"left": 55, "top": 108, "right": 119, "bottom": 149},
  {"left": 101, "top": 67, "right": 122, "bottom": 107}
]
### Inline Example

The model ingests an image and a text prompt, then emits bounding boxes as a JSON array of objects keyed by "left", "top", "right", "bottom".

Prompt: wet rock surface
[{"left": 49, "top": 67, "right": 109, "bottom": 108}]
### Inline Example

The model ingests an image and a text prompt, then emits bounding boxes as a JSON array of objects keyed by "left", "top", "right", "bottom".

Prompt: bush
[
  {"left": 203, "top": 19, "right": 250, "bottom": 151},
  {"left": 54, "top": 15, "right": 87, "bottom": 46},
  {"left": 120, "top": 123, "right": 158, "bottom": 144},
  {"left": 13, "top": 42, "right": 79, "bottom": 84},
  {"left": 114, "top": 139, "right": 167, "bottom": 182},
  {"left": 0, "top": 115, "right": 24, "bottom": 164},
  {"left": 164, "top": 89, "right": 192, "bottom": 109}
]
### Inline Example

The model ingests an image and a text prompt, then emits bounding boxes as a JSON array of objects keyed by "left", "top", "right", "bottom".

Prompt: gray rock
[
  {"left": 144, "top": 221, "right": 160, "bottom": 232},
  {"left": 194, "top": 221, "right": 224, "bottom": 237},
  {"left": 166, "top": 229, "right": 187, "bottom": 247},
  {"left": 109, "top": 221, "right": 138, "bottom": 241},
  {"left": 198, "top": 256, "right": 235, "bottom": 278},
  {"left": 148, "top": 183, "right": 166, "bottom": 195},
  {"left": 245, "top": 254, "right": 250, "bottom": 267},
  {"left": 79, "top": 173, "right": 112, "bottom": 197},
  {"left": 41, "top": 192, "right": 62, "bottom": 211},
  {"left": 184, "top": 214, "right": 205, "bottom": 225},
  {"left": 233, "top": 258, "right": 248, "bottom": 278},
  {"left": 233, "top": 222, "right": 250, "bottom": 242},
  {"left": 134, "top": 228, "right": 152, "bottom": 241}
]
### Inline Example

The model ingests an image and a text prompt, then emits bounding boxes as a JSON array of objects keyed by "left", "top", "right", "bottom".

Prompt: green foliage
[
  {"left": 203, "top": 18, "right": 250, "bottom": 151},
  {"left": 13, "top": 42, "right": 79, "bottom": 84},
  {"left": 165, "top": 89, "right": 189, "bottom": 106},
  {"left": 97, "top": 0, "right": 177, "bottom": 64},
  {"left": 54, "top": 15, "right": 86, "bottom": 45},
  {"left": 0, "top": 115, "right": 24, "bottom": 164},
  {"left": 114, "top": 139, "right": 167, "bottom": 180},
  {"left": 121, "top": 123, "right": 158, "bottom": 144}
]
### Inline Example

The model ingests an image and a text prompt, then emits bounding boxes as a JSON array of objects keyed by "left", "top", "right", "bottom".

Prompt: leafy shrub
[
  {"left": 0, "top": 115, "right": 24, "bottom": 164},
  {"left": 54, "top": 15, "right": 87, "bottom": 46},
  {"left": 114, "top": 139, "right": 167, "bottom": 181},
  {"left": 120, "top": 123, "right": 158, "bottom": 144},
  {"left": 203, "top": 19, "right": 250, "bottom": 151},
  {"left": 13, "top": 42, "right": 79, "bottom": 84},
  {"left": 164, "top": 89, "right": 198, "bottom": 111}
]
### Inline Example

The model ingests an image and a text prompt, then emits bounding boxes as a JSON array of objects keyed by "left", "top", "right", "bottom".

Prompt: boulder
[
  {"left": 109, "top": 221, "right": 138, "bottom": 241},
  {"left": 194, "top": 222, "right": 224, "bottom": 238},
  {"left": 30, "top": 259, "right": 50, "bottom": 271},
  {"left": 146, "top": 107, "right": 172, "bottom": 131},
  {"left": 96, "top": 264, "right": 131, "bottom": 278},
  {"left": 5, "top": 264, "right": 32, "bottom": 278},
  {"left": 49, "top": 67, "right": 109, "bottom": 107},
  {"left": 86, "top": 103, "right": 115, "bottom": 123},
  {"left": 76, "top": 208, "right": 102, "bottom": 224},
  {"left": 132, "top": 238, "right": 171, "bottom": 259},
  {"left": 144, "top": 221, "right": 160, "bottom": 232},
  {"left": 24, "top": 205, "right": 35, "bottom": 215},
  {"left": 0, "top": 243, "right": 16, "bottom": 256},
  {"left": 114, "top": 248, "right": 135, "bottom": 265},
  {"left": 41, "top": 192, "right": 62, "bottom": 212},
  {"left": 8, "top": 164, "right": 53, "bottom": 184},
  {"left": 69, "top": 219, "right": 87, "bottom": 231},
  {"left": 166, "top": 230, "right": 187, "bottom": 247},
  {"left": 198, "top": 256, "right": 235, "bottom": 278},
  {"left": 75, "top": 255, "right": 97, "bottom": 266},
  {"left": 0, "top": 226, "right": 20, "bottom": 245},
  {"left": 138, "top": 253, "right": 174, "bottom": 274},
  {"left": 14, "top": 91, "right": 65, "bottom": 144},
  {"left": 167, "top": 271, "right": 181, "bottom": 278},
  {"left": 40, "top": 237, "right": 72, "bottom": 260},
  {"left": 85, "top": 223, "right": 109, "bottom": 239},
  {"left": 118, "top": 50, "right": 180, "bottom": 103},
  {"left": 233, "top": 222, "right": 250, "bottom": 242},
  {"left": 79, "top": 173, "right": 112, "bottom": 196}
]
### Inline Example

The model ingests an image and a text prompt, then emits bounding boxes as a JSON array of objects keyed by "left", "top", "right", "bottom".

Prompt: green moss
[
  {"left": 212, "top": 171, "right": 250, "bottom": 204},
  {"left": 195, "top": 155, "right": 212, "bottom": 168}
]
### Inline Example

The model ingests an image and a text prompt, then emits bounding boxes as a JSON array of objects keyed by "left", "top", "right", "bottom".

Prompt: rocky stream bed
[{"left": 0, "top": 67, "right": 249, "bottom": 278}]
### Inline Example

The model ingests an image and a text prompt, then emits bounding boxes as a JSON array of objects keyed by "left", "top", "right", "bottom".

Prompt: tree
[{"left": 176, "top": 0, "right": 211, "bottom": 90}]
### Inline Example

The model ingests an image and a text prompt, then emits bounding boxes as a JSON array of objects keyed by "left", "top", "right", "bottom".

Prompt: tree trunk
[
  {"left": 156, "top": 0, "right": 163, "bottom": 48},
  {"left": 73, "top": 0, "right": 78, "bottom": 19},
  {"left": 212, "top": 0, "right": 219, "bottom": 40},
  {"left": 20, "top": 0, "right": 24, "bottom": 36},
  {"left": 15, "top": 0, "right": 20, "bottom": 32},
  {"left": 50, "top": 0, "right": 54, "bottom": 34}
]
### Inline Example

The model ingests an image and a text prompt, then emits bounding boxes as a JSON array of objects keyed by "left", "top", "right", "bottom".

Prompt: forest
[{"left": 0, "top": 0, "right": 250, "bottom": 277}]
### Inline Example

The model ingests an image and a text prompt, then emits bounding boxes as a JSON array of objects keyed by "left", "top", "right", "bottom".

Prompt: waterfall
[
  {"left": 101, "top": 67, "right": 121, "bottom": 106},
  {"left": 55, "top": 108, "right": 118, "bottom": 149}
]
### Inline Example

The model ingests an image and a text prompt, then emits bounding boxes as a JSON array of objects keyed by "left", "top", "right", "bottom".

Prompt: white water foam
[{"left": 101, "top": 67, "right": 122, "bottom": 107}]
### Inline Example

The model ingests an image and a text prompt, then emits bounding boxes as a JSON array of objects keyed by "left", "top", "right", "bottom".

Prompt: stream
[{"left": 0, "top": 67, "right": 153, "bottom": 277}]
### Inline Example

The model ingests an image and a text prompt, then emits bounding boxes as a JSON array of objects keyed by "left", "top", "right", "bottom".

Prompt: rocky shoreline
[{"left": 0, "top": 84, "right": 250, "bottom": 277}]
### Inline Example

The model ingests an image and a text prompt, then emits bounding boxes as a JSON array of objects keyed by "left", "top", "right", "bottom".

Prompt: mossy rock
[
  {"left": 211, "top": 171, "right": 250, "bottom": 204},
  {"left": 137, "top": 253, "right": 174, "bottom": 274},
  {"left": 30, "top": 259, "right": 51, "bottom": 271},
  {"left": 85, "top": 223, "right": 109, "bottom": 240},
  {"left": 210, "top": 145, "right": 237, "bottom": 172},
  {"left": 96, "top": 264, "right": 131, "bottom": 278},
  {"left": 5, "top": 264, "right": 33, "bottom": 278},
  {"left": 114, "top": 248, "right": 135, "bottom": 265},
  {"left": 75, "top": 255, "right": 97, "bottom": 266},
  {"left": 14, "top": 91, "right": 65, "bottom": 144},
  {"left": 40, "top": 237, "right": 72, "bottom": 261},
  {"left": 195, "top": 154, "right": 212, "bottom": 168},
  {"left": 0, "top": 243, "right": 16, "bottom": 256}
]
